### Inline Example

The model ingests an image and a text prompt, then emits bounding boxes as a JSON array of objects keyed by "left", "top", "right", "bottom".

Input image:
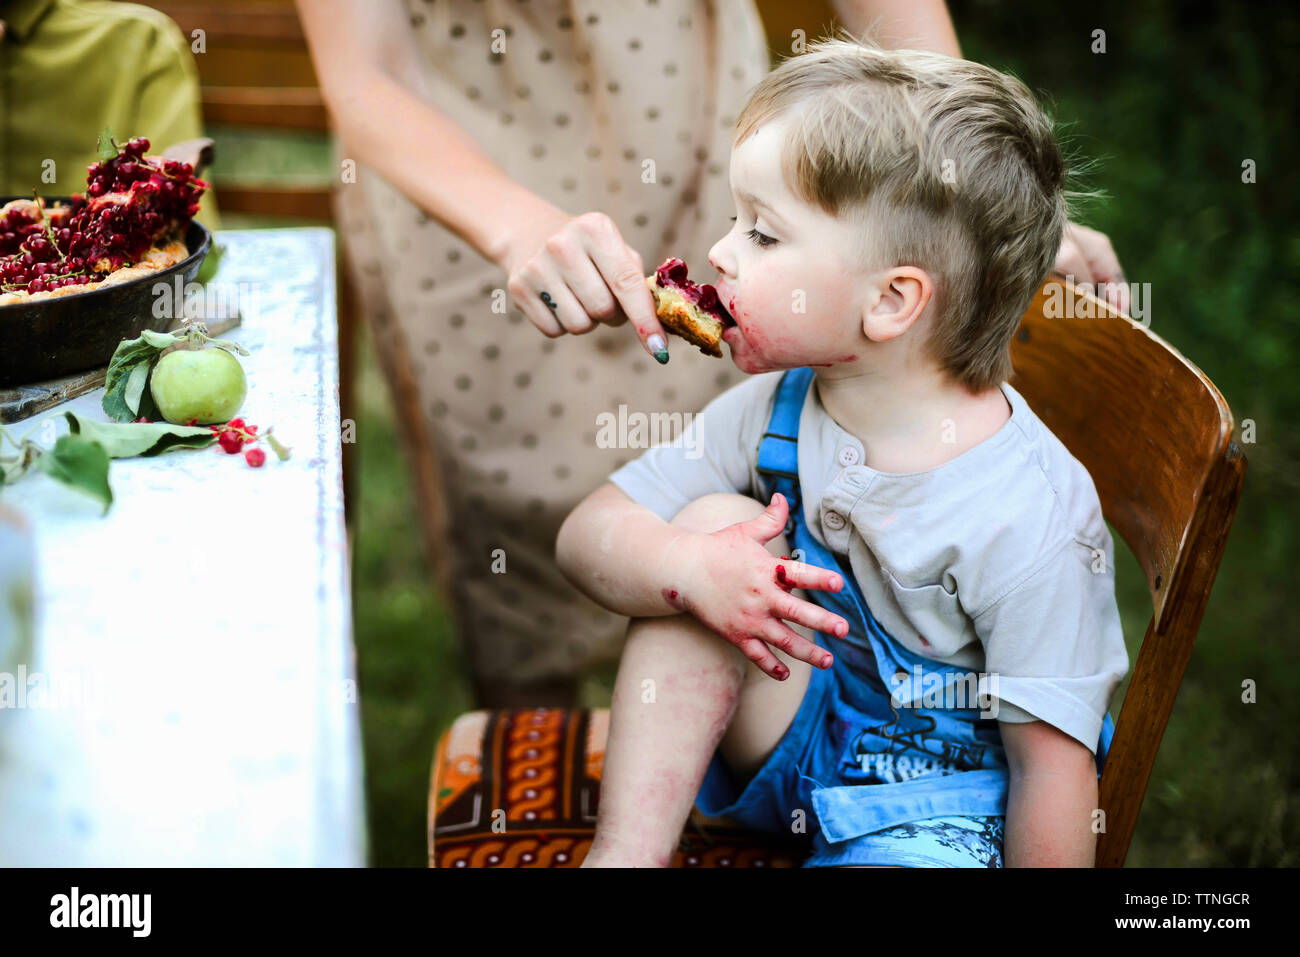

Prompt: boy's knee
[{"left": 669, "top": 493, "right": 768, "bottom": 535}]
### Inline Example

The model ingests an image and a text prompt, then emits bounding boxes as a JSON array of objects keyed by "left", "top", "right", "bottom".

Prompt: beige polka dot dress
[{"left": 335, "top": 0, "right": 770, "bottom": 684}]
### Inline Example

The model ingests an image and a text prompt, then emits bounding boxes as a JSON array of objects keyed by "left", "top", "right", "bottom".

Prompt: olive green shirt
[{"left": 0, "top": 0, "right": 220, "bottom": 229}]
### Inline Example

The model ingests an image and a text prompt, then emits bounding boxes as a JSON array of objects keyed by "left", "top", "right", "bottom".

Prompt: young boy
[{"left": 555, "top": 37, "right": 1129, "bottom": 868}]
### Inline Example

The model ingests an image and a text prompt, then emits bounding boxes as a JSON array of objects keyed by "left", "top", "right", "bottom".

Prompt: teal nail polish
[{"left": 654, "top": 348, "right": 669, "bottom": 364}]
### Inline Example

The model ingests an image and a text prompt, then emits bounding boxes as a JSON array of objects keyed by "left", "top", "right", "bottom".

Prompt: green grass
[
  {"left": 215, "top": 0, "right": 1299, "bottom": 866},
  {"left": 350, "top": 328, "right": 474, "bottom": 867}
]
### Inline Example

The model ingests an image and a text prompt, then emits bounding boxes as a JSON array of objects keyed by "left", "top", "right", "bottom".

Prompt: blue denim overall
[{"left": 695, "top": 366, "right": 1115, "bottom": 867}]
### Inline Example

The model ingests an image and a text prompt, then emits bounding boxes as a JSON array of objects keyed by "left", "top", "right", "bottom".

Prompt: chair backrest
[{"left": 1008, "top": 280, "right": 1247, "bottom": 867}]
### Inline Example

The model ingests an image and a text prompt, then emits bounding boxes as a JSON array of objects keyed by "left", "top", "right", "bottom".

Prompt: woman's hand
[
  {"left": 491, "top": 200, "right": 672, "bottom": 362},
  {"left": 1052, "top": 221, "right": 1130, "bottom": 315},
  {"left": 663, "top": 493, "right": 850, "bottom": 679}
]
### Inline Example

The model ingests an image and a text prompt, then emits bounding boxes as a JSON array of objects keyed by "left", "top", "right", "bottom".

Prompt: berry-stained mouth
[{"left": 654, "top": 257, "right": 735, "bottom": 327}]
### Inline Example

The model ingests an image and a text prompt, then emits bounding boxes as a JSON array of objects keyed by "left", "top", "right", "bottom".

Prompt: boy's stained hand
[{"left": 663, "top": 492, "right": 847, "bottom": 679}]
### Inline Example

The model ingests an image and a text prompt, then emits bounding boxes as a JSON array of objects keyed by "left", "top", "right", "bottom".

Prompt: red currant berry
[
  {"left": 218, "top": 430, "right": 244, "bottom": 454},
  {"left": 244, "top": 448, "right": 266, "bottom": 468},
  {"left": 132, "top": 416, "right": 152, "bottom": 424}
]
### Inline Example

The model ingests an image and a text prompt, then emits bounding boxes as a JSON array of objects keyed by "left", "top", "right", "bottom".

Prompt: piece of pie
[
  {"left": 646, "top": 257, "right": 735, "bottom": 357},
  {"left": 0, "top": 134, "right": 207, "bottom": 306}
]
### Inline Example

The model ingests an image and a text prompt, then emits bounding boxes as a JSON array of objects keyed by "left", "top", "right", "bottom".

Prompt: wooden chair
[
  {"left": 427, "top": 280, "right": 1247, "bottom": 868},
  {"left": 1010, "top": 280, "right": 1247, "bottom": 866}
]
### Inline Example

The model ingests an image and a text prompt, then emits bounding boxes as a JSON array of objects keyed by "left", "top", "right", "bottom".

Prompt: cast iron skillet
[
  {"left": 0, "top": 208, "right": 212, "bottom": 387},
  {"left": 0, "top": 138, "right": 217, "bottom": 388}
]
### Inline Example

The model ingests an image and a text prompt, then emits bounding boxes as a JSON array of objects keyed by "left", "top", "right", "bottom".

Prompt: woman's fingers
[
  {"left": 545, "top": 231, "right": 621, "bottom": 327},
  {"left": 506, "top": 264, "right": 564, "bottom": 337},
  {"left": 1075, "top": 222, "right": 1124, "bottom": 287},
  {"left": 503, "top": 210, "right": 659, "bottom": 342},
  {"left": 1108, "top": 282, "right": 1131, "bottom": 316},
  {"left": 1052, "top": 225, "right": 1092, "bottom": 285},
  {"left": 577, "top": 213, "right": 670, "bottom": 360},
  {"left": 534, "top": 261, "right": 595, "bottom": 335},
  {"left": 1075, "top": 225, "right": 1130, "bottom": 315},
  {"left": 1054, "top": 221, "right": 1129, "bottom": 314}
]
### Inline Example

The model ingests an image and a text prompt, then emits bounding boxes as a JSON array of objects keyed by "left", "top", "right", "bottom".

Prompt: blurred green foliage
[
  {"left": 212, "top": 0, "right": 1298, "bottom": 866},
  {"left": 952, "top": 0, "right": 1299, "bottom": 866}
]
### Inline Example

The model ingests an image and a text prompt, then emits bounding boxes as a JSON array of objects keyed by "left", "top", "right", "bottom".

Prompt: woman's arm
[
  {"left": 295, "top": 0, "right": 671, "bottom": 354},
  {"left": 831, "top": 0, "right": 962, "bottom": 57},
  {"left": 296, "top": 0, "right": 538, "bottom": 265}
]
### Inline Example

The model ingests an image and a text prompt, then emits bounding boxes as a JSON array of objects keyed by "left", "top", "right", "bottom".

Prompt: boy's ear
[{"left": 862, "top": 267, "right": 934, "bottom": 343}]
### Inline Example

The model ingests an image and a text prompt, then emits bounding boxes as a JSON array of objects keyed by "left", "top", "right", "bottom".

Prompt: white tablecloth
[{"left": 0, "top": 227, "right": 366, "bottom": 866}]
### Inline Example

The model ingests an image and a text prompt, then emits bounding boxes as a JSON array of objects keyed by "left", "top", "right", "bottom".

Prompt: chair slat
[
  {"left": 202, "top": 87, "right": 328, "bottom": 131},
  {"left": 1009, "top": 281, "right": 1247, "bottom": 866},
  {"left": 215, "top": 185, "right": 333, "bottom": 220},
  {"left": 148, "top": 2, "right": 306, "bottom": 45}
]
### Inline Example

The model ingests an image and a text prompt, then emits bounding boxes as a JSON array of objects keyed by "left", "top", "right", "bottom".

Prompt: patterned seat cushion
[{"left": 429, "top": 708, "right": 806, "bottom": 868}]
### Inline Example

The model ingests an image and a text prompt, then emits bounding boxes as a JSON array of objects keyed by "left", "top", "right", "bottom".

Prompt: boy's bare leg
[{"left": 582, "top": 493, "right": 813, "bottom": 867}]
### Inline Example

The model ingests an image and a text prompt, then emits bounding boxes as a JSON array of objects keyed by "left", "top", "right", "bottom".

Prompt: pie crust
[
  {"left": 0, "top": 197, "right": 187, "bottom": 307},
  {"left": 0, "top": 135, "right": 205, "bottom": 307},
  {"left": 646, "top": 258, "right": 734, "bottom": 358}
]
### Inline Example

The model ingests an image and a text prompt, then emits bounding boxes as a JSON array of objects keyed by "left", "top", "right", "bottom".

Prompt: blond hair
[{"left": 734, "top": 35, "right": 1069, "bottom": 392}]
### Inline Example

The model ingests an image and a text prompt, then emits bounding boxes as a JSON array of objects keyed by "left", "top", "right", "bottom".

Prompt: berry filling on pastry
[
  {"left": 646, "top": 257, "right": 734, "bottom": 358},
  {"left": 0, "top": 135, "right": 207, "bottom": 303},
  {"left": 654, "top": 258, "right": 734, "bottom": 329}
]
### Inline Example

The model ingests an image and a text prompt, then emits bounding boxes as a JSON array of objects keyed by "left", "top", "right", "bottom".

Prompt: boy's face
[{"left": 708, "top": 116, "right": 877, "bottom": 375}]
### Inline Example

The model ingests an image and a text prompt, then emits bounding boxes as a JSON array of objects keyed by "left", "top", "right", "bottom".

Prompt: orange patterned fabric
[{"left": 429, "top": 708, "right": 805, "bottom": 868}]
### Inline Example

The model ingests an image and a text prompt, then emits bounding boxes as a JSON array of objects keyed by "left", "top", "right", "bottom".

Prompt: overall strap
[
  {"left": 756, "top": 368, "right": 815, "bottom": 481},
  {"left": 755, "top": 368, "right": 815, "bottom": 538}
]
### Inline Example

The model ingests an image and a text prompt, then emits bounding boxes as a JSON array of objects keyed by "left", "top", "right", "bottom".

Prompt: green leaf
[
  {"left": 135, "top": 373, "right": 163, "bottom": 422},
  {"left": 36, "top": 436, "right": 112, "bottom": 515},
  {"left": 102, "top": 333, "right": 168, "bottom": 422},
  {"left": 139, "top": 329, "right": 181, "bottom": 351},
  {"left": 64, "top": 412, "right": 215, "bottom": 458},
  {"left": 207, "top": 336, "right": 250, "bottom": 357},
  {"left": 97, "top": 125, "right": 119, "bottom": 163},
  {"left": 123, "top": 360, "right": 150, "bottom": 416},
  {"left": 265, "top": 430, "right": 292, "bottom": 462}
]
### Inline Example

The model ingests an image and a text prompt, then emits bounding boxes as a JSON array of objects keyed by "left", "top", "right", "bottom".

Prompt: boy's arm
[
  {"left": 973, "top": 532, "right": 1128, "bottom": 866},
  {"left": 555, "top": 373, "right": 767, "bottom": 620},
  {"left": 999, "top": 719, "right": 1099, "bottom": 867},
  {"left": 556, "top": 482, "right": 848, "bottom": 677},
  {"left": 556, "top": 481, "right": 700, "bottom": 620}
]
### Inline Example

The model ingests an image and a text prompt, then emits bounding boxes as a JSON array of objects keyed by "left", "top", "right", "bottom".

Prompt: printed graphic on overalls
[
  {"left": 872, "top": 816, "right": 1005, "bottom": 868},
  {"left": 843, "top": 699, "right": 990, "bottom": 784}
]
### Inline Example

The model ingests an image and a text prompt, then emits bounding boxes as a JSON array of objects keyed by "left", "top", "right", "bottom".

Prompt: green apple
[{"left": 149, "top": 347, "right": 247, "bottom": 425}]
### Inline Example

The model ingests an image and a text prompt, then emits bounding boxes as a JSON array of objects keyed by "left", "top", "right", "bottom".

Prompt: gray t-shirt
[{"left": 607, "top": 370, "right": 1129, "bottom": 754}]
